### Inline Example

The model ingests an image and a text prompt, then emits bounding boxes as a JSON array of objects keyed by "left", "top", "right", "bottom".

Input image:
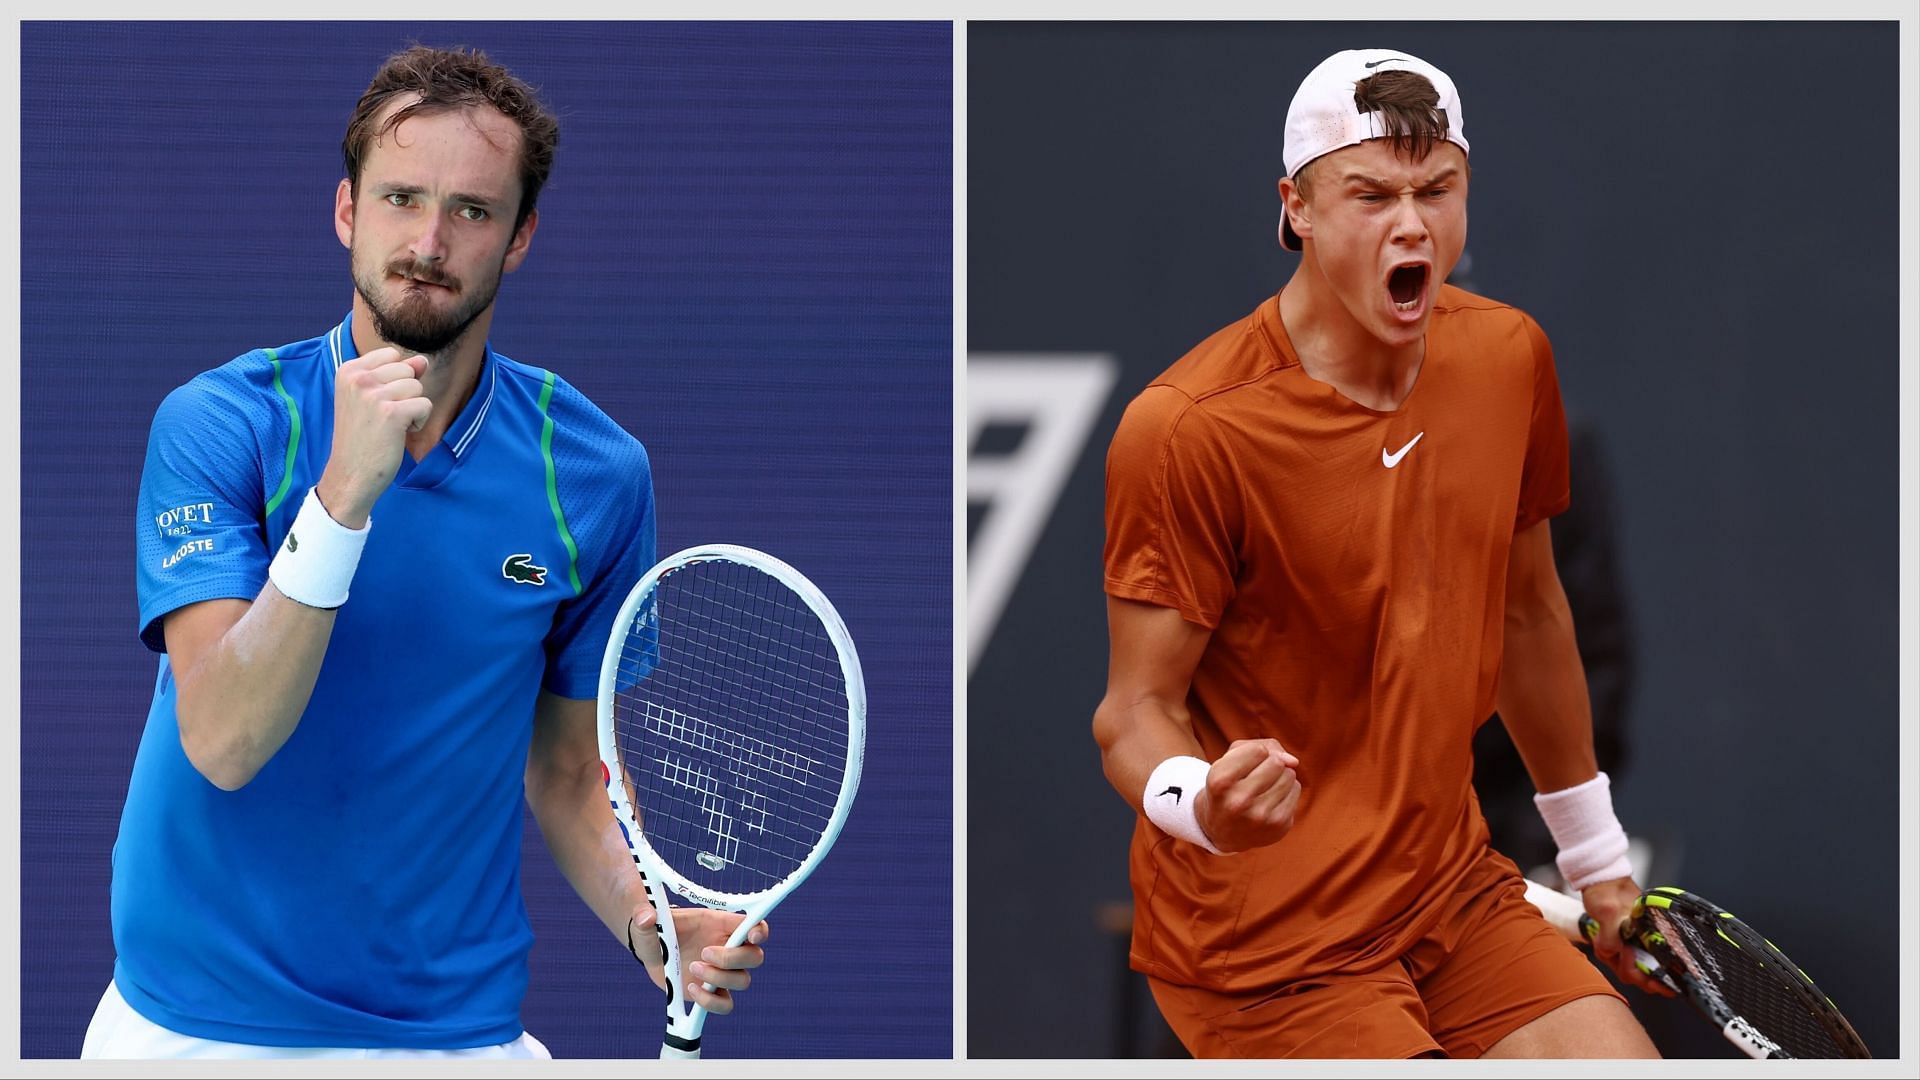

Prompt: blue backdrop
[{"left": 20, "top": 21, "right": 951, "bottom": 1059}]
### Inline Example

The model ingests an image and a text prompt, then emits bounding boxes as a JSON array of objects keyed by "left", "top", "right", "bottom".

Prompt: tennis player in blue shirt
[{"left": 83, "top": 46, "right": 770, "bottom": 1058}]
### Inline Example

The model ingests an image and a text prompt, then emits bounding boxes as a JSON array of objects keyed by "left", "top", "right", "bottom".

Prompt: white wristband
[
  {"left": 1143, "top": 756, "right": 1224, "bottom": 855},
  {"left": 268, "top": 488, "right": 370, "bottom": 609},
  {"left": 1533, "top": 771, "right": 1633, "bottom": 890}
]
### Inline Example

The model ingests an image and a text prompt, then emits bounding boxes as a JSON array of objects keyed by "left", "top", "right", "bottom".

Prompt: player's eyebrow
[
  {"left": 378, "top": 182, "right": 503, "bottom": 207},
  {"left": 1339, "top": 167, "right": 1459, "bottom": 188},
  {"left": 1336, "top": 172, "right": 1389, "bottom": 188}
]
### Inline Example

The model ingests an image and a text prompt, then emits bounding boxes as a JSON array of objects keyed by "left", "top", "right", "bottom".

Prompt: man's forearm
[
  {"left": 1495, "top": 598, "right": 1600, "bottom": 793},
  {"left": 1093, "top": 695, "right": 1206, "bottom": 808},
  {"left": 527, "top": 759, "right": 651, "bottom": 947},
  {"left": 173, "top": 585, "right": 337, "bottom": 790}
]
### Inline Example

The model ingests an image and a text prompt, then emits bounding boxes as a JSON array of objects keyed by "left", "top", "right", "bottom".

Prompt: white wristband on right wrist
[
  {"left": 1533, "top": 771, "right": 1633, "bottom": 890},
  {"left": 268, "top": 487, "right": 370, "bottom": 610},
  {"left": 1143, "top": 755, "right": 1224, "bottom": 855}
]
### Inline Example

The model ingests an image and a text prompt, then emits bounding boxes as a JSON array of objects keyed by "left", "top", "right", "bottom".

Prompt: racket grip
[
  {"left": 1579, "top": 913, "right": 1675, "bottom": 988},
  {"left": 1524, "top": 879, "right": 1673, "bottom": 989}
]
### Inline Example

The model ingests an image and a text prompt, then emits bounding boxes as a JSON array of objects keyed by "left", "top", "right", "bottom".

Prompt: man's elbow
[
  {"left": 525, "top": 754, "right": 599, "bottom": 817},
  {"left": 1091, "top": 696, "right": 1130, "bottom": 758},
  {"left": 1505, "top": 584, "right": 1573, "bottom": 636},
  {"left": 177, "top": 715, "right": 260, "bottom": 791}
]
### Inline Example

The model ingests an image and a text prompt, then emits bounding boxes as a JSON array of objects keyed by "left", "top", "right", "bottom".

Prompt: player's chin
[{"left": 1368, "top": 312, "right": 1429, "bottom": 349}]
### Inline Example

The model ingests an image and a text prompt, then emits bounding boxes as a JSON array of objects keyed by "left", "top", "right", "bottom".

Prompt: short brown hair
[
  {"left": 342, "top": 45, "right": 559, "bottom": 232},
  {"left": 1296, "top": 69, "right": 1452, "bottom": 195}
]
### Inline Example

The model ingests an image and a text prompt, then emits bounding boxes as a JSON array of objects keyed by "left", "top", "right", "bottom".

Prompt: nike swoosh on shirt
[{"left": 1382, "top": 431, "right": 1425, "bottom": 468}]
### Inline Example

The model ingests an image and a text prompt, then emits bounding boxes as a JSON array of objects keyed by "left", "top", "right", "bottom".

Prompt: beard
[{"left": 351, "top": 247, "right": 503, "bottom": 357}]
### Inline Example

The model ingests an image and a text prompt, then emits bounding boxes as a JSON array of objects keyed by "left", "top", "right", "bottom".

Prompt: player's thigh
[
  {"left": 1410, "top": 867, "right": 1649, "bottom": 1058},
  {"left": 1481, "top": 993, "right": 1658, "bottom": 1059},
  {"left": 1148, "top": 967, "right": 1442, "bottom": 1059}
]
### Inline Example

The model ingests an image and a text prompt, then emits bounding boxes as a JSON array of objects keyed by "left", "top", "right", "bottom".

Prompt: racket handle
[
  {"left": 1575, "top": 912, "right": 1673, "bottom": 986},
  {"left": 1525, "top": 879, "right": 1675, "bottom": 990}
]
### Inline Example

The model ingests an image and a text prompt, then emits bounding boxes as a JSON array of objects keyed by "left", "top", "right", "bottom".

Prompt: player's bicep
[
  {"left": 541, "top": 439, "right": 655, "bottom": 698},
  {"left": 1504, "top": 518, "right": 1570, "bottom": 625},
  {"left": 137, "top": 377, "right": 276, "bottom": 651},
  {"left": 1104, "top": 388, "right": 1243, "bottom": 625},
  {"left": 1094, "top": 597, "right": 1216, "bottom": 804},
  {"left": 1096, "top": 598, "right": 1212, "bottom": 746},
  {"left": 1104, "top": 596, "right": 1213, "bottom": 706},
  {"left": 160, "top": 598, "right": 253, "bottom": 682},
  {"left": 1514, "top": 314, "right": 1571, "bottom": 530},
  {"left": 527, "top": 691, "right": 600, "bottom": 788}
]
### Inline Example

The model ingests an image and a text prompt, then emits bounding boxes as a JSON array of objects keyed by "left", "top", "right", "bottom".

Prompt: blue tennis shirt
[{"left": 116, "top": 312, "right": 654, "bottom": 1048}]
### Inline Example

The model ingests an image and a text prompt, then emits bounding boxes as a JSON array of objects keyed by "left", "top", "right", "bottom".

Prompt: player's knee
[
  {"left": 1485, "top": 995, "right": 1659, "bottom": 1059},
  {"left": 1603, "top": 1004, "right": 1661, "bottom": 1059}
]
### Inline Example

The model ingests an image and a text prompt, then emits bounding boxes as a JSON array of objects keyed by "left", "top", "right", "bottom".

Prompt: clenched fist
[
  {"left": 1195, "top": 738, "right": 1302, "bottom": 853},
  {"left": 314, "top": 347, "right": 431, "bottom": 528}
]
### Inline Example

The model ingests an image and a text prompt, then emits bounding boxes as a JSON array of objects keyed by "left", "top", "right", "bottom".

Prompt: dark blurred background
[
  {"left": 21, "top": 21, "right": 952, "bottom": 1059},
  {"left": 968, "top": 21, "right": 1901, "bottom": 1059}
]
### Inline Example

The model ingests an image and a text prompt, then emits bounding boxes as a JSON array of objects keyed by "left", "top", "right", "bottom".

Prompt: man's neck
[
  {"left": 348, "top": 294, "right": 489, "bottom": 460},
  {"left": 1278, "top": 263, "right": 1424, "bottom": 413}
]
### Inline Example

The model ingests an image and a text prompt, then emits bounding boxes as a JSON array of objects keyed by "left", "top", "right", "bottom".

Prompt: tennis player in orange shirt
[{"left": 1094, "top": 48, "right": 1673, "bottom": 1058}]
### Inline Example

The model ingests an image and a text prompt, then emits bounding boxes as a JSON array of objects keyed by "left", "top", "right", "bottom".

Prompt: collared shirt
[{"left": 117, "top": 313, "right": 655, "bottom": 1047}]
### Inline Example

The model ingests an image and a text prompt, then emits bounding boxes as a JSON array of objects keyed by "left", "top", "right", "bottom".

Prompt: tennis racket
[
  {"left": 1525, "top": 880, "right": 1870, "bottom": 1059},
  {"left": 597, "top": 543, "right": 866, "bottom": 1059}
]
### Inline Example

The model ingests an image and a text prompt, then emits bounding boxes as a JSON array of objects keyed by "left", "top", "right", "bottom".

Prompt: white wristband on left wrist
[{"left": 1533, "top": 771, "right": 1633, "bottom": 890}]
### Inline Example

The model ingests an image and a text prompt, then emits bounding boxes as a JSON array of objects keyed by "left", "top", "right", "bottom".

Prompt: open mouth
[{"left": 1387, "top": 263, "right": 1429, "bottom": 312}]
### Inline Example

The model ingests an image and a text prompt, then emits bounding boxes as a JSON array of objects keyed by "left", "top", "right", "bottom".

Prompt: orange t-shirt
[{"left": 1103, "top": 284, "right": 1570, "bottom": 992}]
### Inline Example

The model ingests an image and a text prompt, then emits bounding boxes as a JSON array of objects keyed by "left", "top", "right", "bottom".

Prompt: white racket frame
[{"left": 596, "top": 543, "right": 867, "bottom": 1060}]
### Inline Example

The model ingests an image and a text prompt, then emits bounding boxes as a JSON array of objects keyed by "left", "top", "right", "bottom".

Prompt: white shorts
[{"left": 80, "top": 980, "right": 553, "bottom": 1060}]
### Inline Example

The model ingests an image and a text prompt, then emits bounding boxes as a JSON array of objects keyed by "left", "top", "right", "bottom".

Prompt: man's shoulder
[
  {"left": 165, "top": 325, "right": 340, "bottom": 403},
  {"left": 1149, "top": 301, "right": 1284, "bottom": 406},
  {"left": 1432, "top": 283, "right": 1544, "bottom": 344},
  {"left": 493, "top": 355, "right": 650, "bottom": 474},
  {"left": 155, "top": 332, "right": 333, "bottom": 431}
]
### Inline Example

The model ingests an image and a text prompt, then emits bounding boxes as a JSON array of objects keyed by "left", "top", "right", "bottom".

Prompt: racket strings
[
  {"left": 1651, "top": 909, "right": 1854, "bottom": 1059},
  {"left": 613, "top": 559, "right": 851, "bottom": 897}
]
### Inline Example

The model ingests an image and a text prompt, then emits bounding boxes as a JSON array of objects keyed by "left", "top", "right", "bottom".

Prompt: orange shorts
[{"left": 1147, "top": 853, "right": 1625, "bottom": 1058}]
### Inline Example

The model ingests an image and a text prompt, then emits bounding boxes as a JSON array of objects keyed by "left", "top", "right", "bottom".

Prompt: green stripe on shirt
[
  {"left": 537, "top": 371, "right": 584, "bottom": 595},
  {"left": 263, "top": 349, "right": 302, "bottom": 516}
]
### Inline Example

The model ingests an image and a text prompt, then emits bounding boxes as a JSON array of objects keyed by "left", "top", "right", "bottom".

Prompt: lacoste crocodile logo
[{"left": 502, "top": 554, "right": 548, "bottom": 586}]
